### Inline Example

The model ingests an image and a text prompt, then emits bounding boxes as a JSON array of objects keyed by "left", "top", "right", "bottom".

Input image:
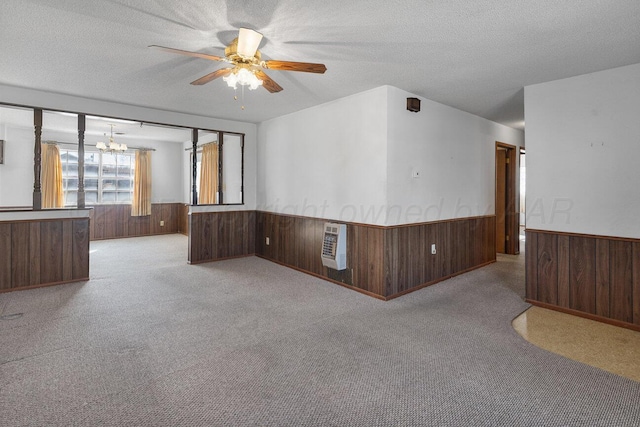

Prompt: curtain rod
[
  {"left": 183, "top": 140, "right": 218, "bottom": 151},
  {"left": 43, "top": 140, "right": 156, "bottom": 151}
]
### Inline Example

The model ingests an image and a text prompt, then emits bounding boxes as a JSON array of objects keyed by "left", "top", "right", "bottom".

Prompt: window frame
[{"left": 60, "top": 148, "right": 136, "bottom": 206}]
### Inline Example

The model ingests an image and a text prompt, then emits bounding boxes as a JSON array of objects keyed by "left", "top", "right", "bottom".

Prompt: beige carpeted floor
[{"left": 1, "top": 234, "right": 639, "bottom": 426}]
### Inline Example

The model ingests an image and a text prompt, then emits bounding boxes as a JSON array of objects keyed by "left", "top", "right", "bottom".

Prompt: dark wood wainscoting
[
  {"left": 255, "top": 212, "right": 496, "bottom": 299},
  {"left": 188, "top": 211, "right": 256, "bottom": 264},
  {"left": 178, "top": 204, "right": 189, "bottom": 235},
  {"left": 384, "top": 216, "right": 496, "bottom": 297},
  {"left": 0, "top": 218, "right": 90, "bottom": 292},
  {"left": 89, "top": 203, "right": 182, "bottom": 240},
  {"left": 256, "top": 212, "right": 385, "bottom": 297},
  {"left": 526, "top": 229, "right": 640, "bottom": 331}
]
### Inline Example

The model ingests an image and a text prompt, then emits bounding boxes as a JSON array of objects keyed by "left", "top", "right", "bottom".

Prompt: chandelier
[
  {"left": 96, "top": 124, "right": 127, "bottom": 153},
  {"left": 222, "top": 65, "right": 263, "bottom": 90}
]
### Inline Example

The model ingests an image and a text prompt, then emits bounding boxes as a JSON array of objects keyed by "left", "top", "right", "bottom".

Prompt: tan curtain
[
  {"left": 41, "top": 143, "right": 64, "bottom": 208},
  {"left": 132, "top": 150, "right": 152, "bottom": 216},
  {"left": 199, "top": 143, "right": 218, "bottom": 204}
]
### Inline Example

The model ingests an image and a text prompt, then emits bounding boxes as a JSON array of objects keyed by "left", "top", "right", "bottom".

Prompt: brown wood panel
[
  {"left": 62, "top": 220, "right": 74, "bottom": 281},
  {"left": 367, "top": 227, "right": 384, "bottom": 296},
  {"left": 469, "top": 218, "right": 483, "bottom": 267},
  {"left": 557, "top": 235, "right": 570, "bottom": 307},
  {"left": 609, "top": 240, "right": 633, "bottom": 323},
  {"left": 93, "top": 206, "right": 105, "bottom": 239},
  {"left": 10, "top": 223, "right": 30, "bottom": 288},
  {"left": 0, "top": 223, "right": 11, "bottom": 290},
  {"left": 168, "top": 204, "right": 179, "bottom": 233},
  {"left": 525, "top": 230, "right": 538, "bottom": 300},
  {"left": 312, "top": 219, "right": 325, "bottom": 275},
  {"left": 350, "top": 225, "right": 368, "bottom": 292},
  {"left": 528, "top": 229, "right": 640, "bottom": 330},
  {"left": 72, "top": 219, "right": 90, "bottom": 279},
  {"left": 179, "top": 204, "right": 189, "bottom": 235},
  {"left": 409, "top": 225, "right": 425, "bottom": 289},
  {"left": 255, "top": 211, "right": 265, "bottom": 256},
  {"left": 115, "top": 205, "right": 129, "bottom": 237},
  {"left": 188, "top": 212, "right": 197, "bottom": 262},
  {"left": 29, "top": 222, "right": 41, "bottom": 286},
  {"left": 385, "top": 228, "right": 399, "bottom": 296},
  {"left": 537, "top": 232, "right": 558, "bottom": 305},
  {"left": 451, "top": 220, "right": 470, "bottom": 273},
  {"left": 254, "top": 213, "right": 495, "bottom": 299},
  {"left": 633, "top": 242, "right": 640, "bottom": 325},
  {"left": 102, "top": 205, "right": 117, "bottom": 239},
  {"left": 127, "top": 210, "right": 140, "bottom": 237},
  {"left": 150, "top": 204, "right": 163, "bottom": 235},
  {"left": 189, "top": 211, "right": 255, "bottom": 264},
  {"left": 199, "top": 213, "right": 214, "bottom": 261},
  {"left": 260, "top": 212, "right": 272, "bottom": 260},
  {"left": 247, "top": 211, "right": 256, "bottom": 256},
  {"left": 40, "top": 221, "right": 64, "bottom": 284},
  {"left": 569, "top": 236, "right": 596, "bottom": 314},
  {"left": 595, "top": 239, "right": 610, "bottom": 317}
]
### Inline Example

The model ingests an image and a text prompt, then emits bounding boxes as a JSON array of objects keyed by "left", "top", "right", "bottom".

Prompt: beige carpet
[{"left": 1, "top": 234, "right": 639, "bottom": 426}]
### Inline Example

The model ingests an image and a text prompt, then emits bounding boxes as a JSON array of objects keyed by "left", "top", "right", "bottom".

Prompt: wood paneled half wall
[
  {"left": 0, "top": 213, "right": 90, "bottom": 292},
  {"left": 188, "top": 210, "right": 256, "bottom": 263},
  {"left": 89, "top": 203, "right": 184, "bottom": 240},
  {"left": 526, "top": 229, "right": 640, "bottom": 331},
  {"left": 255, "top": 212, "right": 496, "bottom": 300}
]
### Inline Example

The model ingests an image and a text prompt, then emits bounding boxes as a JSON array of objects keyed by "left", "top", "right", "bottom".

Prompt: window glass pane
[
  {"left": 65, "top": 191, "right": 77, "bottom": 205},
  {"left": 102, "top": 192, "right": 116, "bottom": 203},
  {"left": 65, "top": 178, "right": 78, "bottom": 190},
  {"left": 85, "top": 178, "right": 99, "bottom": 191},
  {"left": 117, "top": 179, "right": 131, "bottom": 190},
  {"left": 102, "top": 179, "right": 117, "bottom": 191},
  {"left": 102, "top": 153, "right": 116, "bottom": 165},
  {"left": 117, "top": 165, "right": 131, "bottom": 177},
  {"left": 117, "top": 192, "right": 132, "bottom": 203},
  {"left": 65, "top": 164, "right": 78, "bottom": 177},
  {"left": 102, "top": 163, "right": 116, "bottom": 177},
  {"left": 61, "top": 143, "right": 136, "bottom": 206},
  {"left": 117, "top": 154, "right": 130, "bottom": 166},
  {"left": 86, "top": 191, "right": 98, "bottom": 204},
  {"left": 85, "top": 152, "right": 99, "bottom": 164},
  {"left": 85, "top": 164, "right": 99, "bottom": 177}
]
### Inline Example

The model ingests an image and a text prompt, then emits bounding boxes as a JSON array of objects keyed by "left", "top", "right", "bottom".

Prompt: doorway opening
[{"left": 495, "top": 142, "right": 519, "bottom": 254}]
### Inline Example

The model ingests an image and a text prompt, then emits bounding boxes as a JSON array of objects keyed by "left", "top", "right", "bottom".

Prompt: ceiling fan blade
[
  {"left": 191, "top": 68, "right": 234, "bottom": 85},
  {"left": 263, "top": 60, "right": 327, "bottom": 74},
  {"left": 148, "top": 45, "right": 225, "bottom": 62},
  {"left": 237, "top": 28, "right": 263, "bottom": 58},
  {"left": 255, "top": 71, "right": 283, "bottom": 93}
]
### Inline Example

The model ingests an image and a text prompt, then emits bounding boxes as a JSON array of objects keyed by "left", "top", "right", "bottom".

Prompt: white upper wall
[
  {"left": 257, "top": 86, "right": 389, "bottom": 225},
  {"left": 257, "top": 85, "right": 524, "bottom": 226},
  {"left": 386, "top": 86, "right": 524, "bottom": 225},
  {"left": 0, "top": 84, "right": 257, "bottom": 210},
  {"left": 525, "top": 62, "right": 640, "bottom": 238}
]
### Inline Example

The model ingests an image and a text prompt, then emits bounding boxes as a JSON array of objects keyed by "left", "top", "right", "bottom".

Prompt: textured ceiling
[{"left": 1, "top": 0, "right": 640, "bottom": 130}]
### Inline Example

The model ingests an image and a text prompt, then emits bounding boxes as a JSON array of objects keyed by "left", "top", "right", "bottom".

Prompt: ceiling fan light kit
[{"left": 149, "top": 27, "right": 327, "bottom": 101}]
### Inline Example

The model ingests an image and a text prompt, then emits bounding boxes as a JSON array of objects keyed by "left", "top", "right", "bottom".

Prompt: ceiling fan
[{"left": 149, "top": 28, "right": 327, "bottom": 93}]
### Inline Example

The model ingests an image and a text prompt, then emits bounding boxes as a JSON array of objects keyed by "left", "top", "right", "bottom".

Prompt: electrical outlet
[
  {"left": 266, "top": 237, "right": 270, "bottom": 245},
  {"left": 160, "top": 220, "right": 165, "bottom": 227},
  {"left": 431, "top": 244, "right": 436, "bottom": 255}
]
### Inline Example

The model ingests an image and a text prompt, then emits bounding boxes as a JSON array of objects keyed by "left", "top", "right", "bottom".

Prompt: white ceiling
[{"left": 1, "top": 0, "right": 640, "bottom": 131}]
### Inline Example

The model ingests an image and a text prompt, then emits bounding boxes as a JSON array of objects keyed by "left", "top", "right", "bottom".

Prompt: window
[{"left": 61, "top": 150, "right": 135, "bottom": 205}]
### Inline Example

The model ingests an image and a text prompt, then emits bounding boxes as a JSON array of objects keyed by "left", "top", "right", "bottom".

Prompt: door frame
[{"left": 495, "top": 141, "right": 519, "bottom": 254}]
